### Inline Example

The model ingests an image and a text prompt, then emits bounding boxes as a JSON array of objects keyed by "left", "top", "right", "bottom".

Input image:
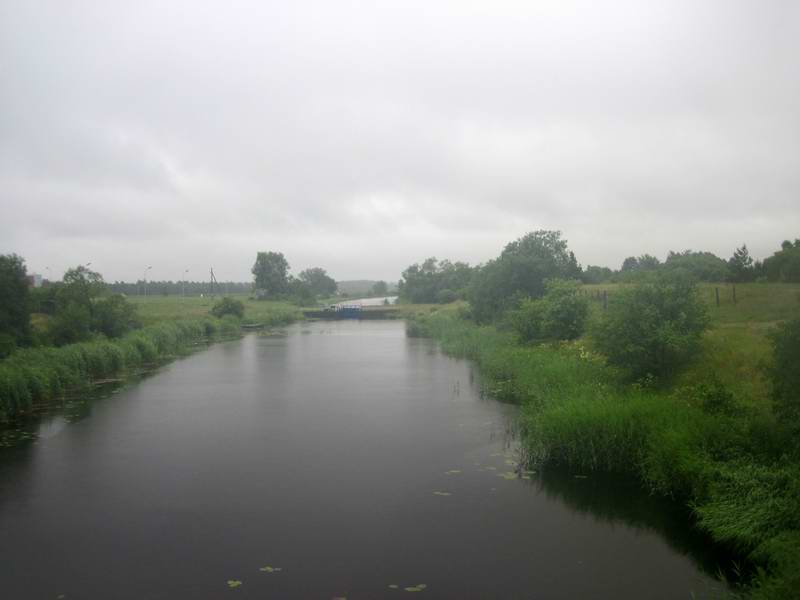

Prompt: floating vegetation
[
  {"left": 432, "top": 491, "right": 452, "bottom": 496},
  {"left": 259, "top": 565, "right": 282, "bottom": 573},
  {"left": 481, "top": 466, "right": 497, "bottom": 471},
  {"left": 404, "top": 584, "right": 428, "bottom": 592},
  {"left": 444, "top": 469, "right": 461, "bottom": 475},
  {"left": 497, "top": 471, "right": 518, "bottom": 480},
  {"left": 226, "top": 580, "right": 242, "bottom": 588},
  {"left": 388, "top": 584, "right": 399, "bottom": 589}
]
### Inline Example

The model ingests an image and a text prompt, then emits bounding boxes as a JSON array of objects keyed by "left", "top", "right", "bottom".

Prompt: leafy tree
[
  {"left": 93, "top": 295, "right": 141, "bottom": 338},
  {"left": 591, "top": 275, "right": 710, "bottom": 381},
  {"left": 510, "top": 279, "right": 589, "bottom": 343},
  {"left": 210, "top": 296, "right": 245, "bottom": 319},
  {"left": 581, "top": 265, "right": 613, "bottom": 284},
  {"left": 763, "top": 239, "right": 800, "bottom": 282},
  {"left": 663, "top": 250, "right": 730, "bottom": 282},
  {"left": 0, "top": 254, "right": 31, "bottom": 353},
  {"left": 370, "top": 280, "right": 389, "bottom": 296},
  {"left": 298, "top": 267, "right": 337, "bottom": 297},
  {"left": 252, "top": 251, "right": 290, "bottom": 298},
  {"left": 288, "top": 278, "right": 315, "bottom": 306},
  {"left": 728, "top": 244, "right": 754, "bottom": 282},
  {"left": 621, "top": 256, "right": 639, "bottom": 272},
  {"left": 399, "top": 258, "right": 473, "bottom": 304},
  {"left": 768, "top": 318, "right": 800, "bottom": 436},
  {"left": 469, "top": 230, "right": 581, "bottom": 322}
]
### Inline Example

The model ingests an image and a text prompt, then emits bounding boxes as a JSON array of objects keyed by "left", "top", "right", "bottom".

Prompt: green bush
[
  {"left": 211, "top": 297, "right": 245, "bottom": 319},
  {"left": 767, "top": 318, "right": 800, "bottom": 435},
  {"left": 510, "top": 279, "right": 589, "bottom": 343},
  {"left": 591, "top": 277, "right": 710, "bottom": 381},
  {"left": 92, "top": 295, "right": 141, "bottom": 338}
]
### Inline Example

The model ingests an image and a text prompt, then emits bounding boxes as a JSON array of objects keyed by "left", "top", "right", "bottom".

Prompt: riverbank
[
  {"left": 0, "top": 316, "right": 244, "bottom": 422},
  {"left": 409, "top": 305, "right": 799, "bottom": 599}
]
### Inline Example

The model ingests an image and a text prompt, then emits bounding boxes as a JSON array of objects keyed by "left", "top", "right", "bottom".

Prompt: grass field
[{"left": 128, "top": 294, "right": 302, "bottom": 327}]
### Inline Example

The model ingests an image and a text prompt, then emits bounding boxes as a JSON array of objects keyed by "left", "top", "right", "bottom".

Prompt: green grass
[
  {"left": 0, "top": 317, "right": 232, "bottom": 422},
  {"left": 128, "top": 294, "right": 302, "bottom": 327},
  {"left": 411, "top": 284, "right": 800, "bottom": 598}
]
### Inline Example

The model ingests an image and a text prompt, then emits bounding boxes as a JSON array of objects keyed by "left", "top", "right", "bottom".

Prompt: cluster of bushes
[
  {"left": 411, "top": 307, "right": 800, "bottom": 597},
  {"left": 398, "top": 258, "right": 474, "bottom": 304},
  {"left": 0, "top": 318, "right": 228, "bottom": 422}
]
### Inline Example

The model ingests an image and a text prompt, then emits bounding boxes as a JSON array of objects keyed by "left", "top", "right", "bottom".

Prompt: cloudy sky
[{"left": 1, "top": 0, "right": 798, "bottom": 283}]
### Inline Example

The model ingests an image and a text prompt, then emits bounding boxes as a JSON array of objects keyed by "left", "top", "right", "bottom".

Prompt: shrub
[
  {"left": 510, "top": 279, "right": 589, "bottom": 343},
  {"left": 92, "top": 294, "right": 141, "bottom": 338},
  {"left": 768, "top": 318, "right": 800, "bottom": 435},
  {"left": 211, "top": 297, "right": 245, "bottom": 319},
  {"left": 591, "top": 276, "right": 710, "bottom": 381}
]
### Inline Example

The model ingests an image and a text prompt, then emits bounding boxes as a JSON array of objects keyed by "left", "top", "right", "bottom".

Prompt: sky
[{"left": 1, "top": 0, "right": 798, "bottom": 283}]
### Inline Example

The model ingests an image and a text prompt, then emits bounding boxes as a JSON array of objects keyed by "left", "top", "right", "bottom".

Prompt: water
[{"left": 0, "top": 321, "right": 726, "bottom": 599}]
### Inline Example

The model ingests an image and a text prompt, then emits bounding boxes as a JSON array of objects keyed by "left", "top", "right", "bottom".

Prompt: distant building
[{"left": 27, "top": 273, "right": 43, "bottom": 288}]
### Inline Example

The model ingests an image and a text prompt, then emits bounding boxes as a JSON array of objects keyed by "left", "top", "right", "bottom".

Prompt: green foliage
[
  {"left": 763, "top": 239, "right": 800, "bottom": 283},
  {"left": 0, "top": 317, "right": 229, "bottom": 422},
  {"left": 252, "top": 251, "right": 290, "bottom": 298},
  {"left": 370, "top": 280, "right": 389, "bottom": 296},
  {"left": 581, "top": 265, "right": 613, "bottom": 284},
  {"left": 510, "top": 280, "right": 589, "bottom": 343},
  {"left": 469, "top": 230, "right": 581, "bottom": 323},
  {"left": 92, "top": 294, "right": 141, "bottom": 338},
  {"left": 210, "top": 296, "right": 245, "bottom": 319},
  {"left": 297, "top": 267, "right": 337, "bottom": 297},
  {"left": 399, "top": 258, "right": 473, "bottom": 304},
  {"left": 591, "top": 277, "right": 710, "bottom": 380},
  {"left": 287, "top": 278, "right": 316, "bottom": 306},
  {"left": 728, "top": 244, "right": 755, "bottom": 283},
  {"left": 767, "top": 318, "right": 800, "bottom": 435},
  {"left": 49, "top": 302, "right": 93, "bottom": 346},
  {"left": 0, "top": 254, "right": 32, "bottom": 350},
  {"left": 664, "top": 250, "right": 730, "bottom": 282}
]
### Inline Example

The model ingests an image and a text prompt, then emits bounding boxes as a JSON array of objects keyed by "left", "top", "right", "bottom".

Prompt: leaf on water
[
  {"left": 482, "top": 466, "right": 497, "bottom": 471},
  {"left": 522, "top": 470, "right": 536, "bottom": 476},
  {"left": 227, "top": 580, "right": 242, "bottom": 588},
  {"left": 432, "top": 491, "right": 452, "bottom": 496},
  {"left": 521, "top": 475, "right": 531, "bottom": 480},
  {"left": 259, "top": 565, "right": 282, "bottom": 573},
  {"left": 489, "top": 452, "right": 503, "bottom": 457},
  {"left": 505, "top": 460, "right": 516, "bottom": 466},
  {"left": 388, "top": 584, "right": 399, "bottom": 589},
  {"left": 497, "top": 472, "right": 517, "bottom": 480},
  {"left": 404, "top": 584, "right": 427, "bottom": 592},
  {"left": 444, "top": 469, "right": 461, "bottom": 475}
]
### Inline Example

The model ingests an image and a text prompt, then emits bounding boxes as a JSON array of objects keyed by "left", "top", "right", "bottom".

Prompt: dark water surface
[{"left": 1, "top": 321, "right": 725, "bottom": 599}]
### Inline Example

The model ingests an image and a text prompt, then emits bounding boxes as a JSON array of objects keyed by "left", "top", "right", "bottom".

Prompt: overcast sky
[{"left": 1, "top": 0, "right": 798, "bottom": 283}]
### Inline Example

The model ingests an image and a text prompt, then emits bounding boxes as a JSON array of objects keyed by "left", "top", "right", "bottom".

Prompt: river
[{"left": 0, "top": 320, "right": 726, "bottom": 599}]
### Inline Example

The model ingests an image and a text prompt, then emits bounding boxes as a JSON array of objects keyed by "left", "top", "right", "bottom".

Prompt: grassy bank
[
  {"left": 410, "top": 287, "right": 800, "bottom": 598},
  {"left": 127, "top": 295, "right": 302, "bottom": 327},
  {"left": 0, "top": 316, "right": 242, "bottom": 422}
]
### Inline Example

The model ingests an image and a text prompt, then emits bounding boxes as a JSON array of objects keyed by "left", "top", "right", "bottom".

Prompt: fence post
[{"left": 715, "top": 287, "right": 720, "bottom": 307}]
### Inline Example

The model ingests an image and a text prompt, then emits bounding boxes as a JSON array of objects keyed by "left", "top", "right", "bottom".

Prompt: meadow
[
  {"left": 409, "top": 282, "right": 800, "bottom": 599},
  {"left": 127, "top": 294, "right": 302, "bottom": 327}
]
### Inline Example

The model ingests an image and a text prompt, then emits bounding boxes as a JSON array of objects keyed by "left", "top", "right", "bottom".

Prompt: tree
[
  {"left": 0, "top": 254, "right": 31, "bottom": 355},
  {"left": 92, "top": 294, "right": 141, "bottom": 338},
  {"left": 591, "top": 275, "right": 710, "bottom": 381},
  {"left": 763, "top": 239, "right": 800, "bottom": 282},
  {"left": 468, "top": 230, "right": 581, "bottom": 322},
  {"left": 399, "top": 258, "right": 473, "bottom": 304},
  {"left": 298, "top": 267, "right": 337, "bottom": 297},
  {"left": 370, "top": 280, "right": 389, "bottom": 296},
  {"left": 252, "top": 252, "right": 290, "bottom": 298},
  {"left": 728, "top": 244, "right": 754, "bottom": 283},
  {"left": 664, "top": 250, "right": 730, "bottom": 282}
]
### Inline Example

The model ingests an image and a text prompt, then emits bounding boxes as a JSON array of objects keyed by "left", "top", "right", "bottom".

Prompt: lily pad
[
  {"left": 389, "top": 584, "right": 399, "bottom": 589},
  {"left": 405, "top": 584, "right": 427, "bottom": 592},
  {"left": 227, "top": 580, "right": 242, "bottom": 588},
  {"left": 497, "top": 472, "right": 517, "bottom": 480},
  {"left": 259, "top": 565, "right": 282, "bottom": 573},
  {"left": 444, "top": 469, "right": 461, "bottom": 475}
]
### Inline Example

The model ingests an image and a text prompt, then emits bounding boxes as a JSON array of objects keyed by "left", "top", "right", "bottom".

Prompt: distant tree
[
  {"left": 581, "top": 265, "right": 613, "bottom": 284},
  {"left": 370, "top": 280, "right": 389, "bottom": 296},
  {"left": 728, "top": 244, "right": 755, "bottom": 283},
  {"left": 763, "top": 239, "right": 800, "bottom": 282},
  {"left": 288, "top": 278, "right": 316, "bottom": 306},
  {"left": 298, "top": 267, "right": 337, "bottom": 297},
  {"left": 399, "top": 258, "right": 473, "bottom": 304},
  {"left": 637, "top": 254, "right": 661, "bottom": 270},
  {"left": 664, "top": 250, "right": 730, "bottom": 282},
  {"left": 621, "top": 257, "right": 639, "bottom": 272},
  {"left": 591, "top": 274, "right": 710, "bottom": 381},
  {"left": 0, "top": 254, "right": 31, "bottom": 356},
  {"left": 469, "top": 230, "right": 581, "bottom": 322},
  {"left": 252, "top": 252, "right": 290, "bottom": 298},
  {"left": 93, "top": 294, "right": 141, "bottom": 338}
]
